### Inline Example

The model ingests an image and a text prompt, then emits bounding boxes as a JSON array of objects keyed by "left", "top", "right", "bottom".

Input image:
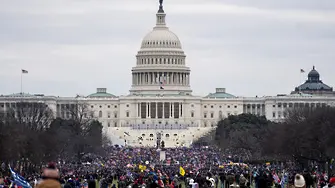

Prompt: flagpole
[
  {"left": 20, "top": 70, "right": 23, "bottom": 95},
  {"left": 299, "top": 69, "right": 304, "bottom": 94}
]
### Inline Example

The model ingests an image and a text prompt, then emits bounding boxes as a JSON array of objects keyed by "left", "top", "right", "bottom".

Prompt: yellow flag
[
  {"left": 139, "top": 165, "right": 147, "bottom": 171},
  {"left": 179, "top": 166, "right": 185, "bottom": 176}
]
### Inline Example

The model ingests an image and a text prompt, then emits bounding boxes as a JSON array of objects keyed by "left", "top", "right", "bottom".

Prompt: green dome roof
[
  {"left": 87, "top": 88, "right": 116, "bottom": 98},
  {"left": 205, "top": 88, "right": 236, "bottom": 98}
]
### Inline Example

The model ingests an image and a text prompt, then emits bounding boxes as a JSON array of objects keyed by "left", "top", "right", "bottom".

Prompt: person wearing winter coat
[{"left": 37, "top": 162, "right": 61, "bottom": 188}]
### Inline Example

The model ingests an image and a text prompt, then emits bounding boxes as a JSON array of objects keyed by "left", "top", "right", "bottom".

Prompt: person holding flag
[
  {"left": 9, "top": 166, "right": 31, "bottom": 188},
  {"left": 179, "top": 166, "right": 185, "bottom": 176}
]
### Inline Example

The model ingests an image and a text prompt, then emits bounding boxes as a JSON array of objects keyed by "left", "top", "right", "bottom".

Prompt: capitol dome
[
  {"left": 141, "top": 29, "right": 182, "bottom": 49},
  {"left": 130, "top": 0, "right": 192, "bottom": 95}
]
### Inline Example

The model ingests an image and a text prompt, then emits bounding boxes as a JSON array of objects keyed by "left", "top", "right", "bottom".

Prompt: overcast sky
[{"left": 1, "top": 0, "right": 335, "bottom": 97}]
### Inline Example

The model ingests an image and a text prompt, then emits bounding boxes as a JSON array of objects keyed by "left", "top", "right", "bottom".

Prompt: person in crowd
[
  {"left": 323, "top": 177, "right": 335, "bottom": 188},
  {"left": 294, "top": 174, "right": 306, "bottom": 188},
  {"left": 37, "top": 162, "right": 61, "bottom": 188}
]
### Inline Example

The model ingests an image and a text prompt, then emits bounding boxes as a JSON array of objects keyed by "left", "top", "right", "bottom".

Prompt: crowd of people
[{"left": 0, "top": 146, "right": 334, "bottom": 188}]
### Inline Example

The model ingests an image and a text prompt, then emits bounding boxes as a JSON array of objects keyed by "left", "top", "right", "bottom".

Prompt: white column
[
  {"left": 156, "top": 102, "right": 158, "bottom": 119},
  {"left": 137, "top": 73, "right": 139, "bottom": 85},
  {"left": 139, "top": 103, "right": 141, "bottom": 118},
  {"left": 179, "top": 103, "right": 182, "bottom": 117},
  {"left": 155, "top": 72, "right": 158, "bottom": 84},
  {"left": 144, "top": 73, "right": 147, "bottom": 84},
  {"left": 167, "top": 73, "right": 170, "bottom": 85},
  {"left": 176, "top": 73, "right": 179, "bottom": 85},
  {"left": 143, "top": 73, "right": 145, "bottom": 85},
  {"left": 139, "top": 73, "right": 141, "bottom": 85},
  {"left": 148, "top": 102, "right": 150, "bottom": 118},
  {"left": 171, "top": 73, "right": 174, "bottom": 84},
  {"left": 162, "top": 103, "right": 165, "bottom": 119},
  {"left": 148, "top": 72, "right": 151, "bottom": 84},
  {"left": 172, "top": 103, "right": 174, "bottom": 118},
  {"left": 186, "top": 73, "right": 188, "bottom": 85},
  {"left": 136, "top": 73, "right": 138, "bottom": 85}
]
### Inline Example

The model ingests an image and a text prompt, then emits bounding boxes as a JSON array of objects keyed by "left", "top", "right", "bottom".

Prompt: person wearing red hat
[
  {"left": 327, "top": 177, "right": 335, "bottom": 188},
  {"left": 323, "top": 177, "right": 335, "bottom": 188}
]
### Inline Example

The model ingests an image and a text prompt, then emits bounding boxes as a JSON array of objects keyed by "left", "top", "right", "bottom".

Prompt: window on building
[
  {"left": 107, "top": 122, "right": 110, "bottom": 127},
  {"left": 126, "top": 111, "right": 129, "bottom": 117},
  {"left": 228, "top": 105, "right": 230, "bottom": 108},
  {"left": 91, "top": 105, "right": 94, "bottom": 108},
  {"left": 234, "top": 106, "right": 237, "bottom": 108},
  {"left": 166, "top": 134, "right": 170, "bottom": 138},
  {"left": 204, "top": 105, "right": 207, "bottom": 108},
  {"left": 114, "top": 105, "right": 117, "bottom": 108},
  {"left": 126, "top": 104, "right": 129, "bottom": 107},
  {"left": 278, "top": 103, "right": 282, "bottom": 108},
  {"left": 114, "top": 113, "right": 117, "bottom": 118},
  {"left": 150, "top": 134, "right": 154, "bottom": 137},
  {"left": 108, "top": 112, "right": 111, "bottom": 118},
  {"left": 174, "top": 134, "right": 177, "bottom": 137},
  {"left": 204, "top": 113, "right": 207, "bottom": 118},
  {"left": 142, "top": 134, "right": 145, "bottom": 137},
  {"left": 272, "top": 112, "right": 276, "bottom": 118},
  {"left": 191, "top": 112, "right": 194, "bottom": 117},
  {"left": 211, "top": 105, "right": 214, "bottom": 108},
  {"left": 114, "top": 122, "right": 117, "bottom": 127},
  {"left": 108, "top": 105, "right": 110, "bottom": 108},
  {"left": 273, "top": 105, "right": 275, "bottom": 107},
  {"left": 99, "top": 111, "right": 102, "bottom": 118},
  {"left": 99, "top": 105, "right": 102, "bottom": 108},
  {"left": 210, "top": 113, "right": 214, "bottom": 118}
]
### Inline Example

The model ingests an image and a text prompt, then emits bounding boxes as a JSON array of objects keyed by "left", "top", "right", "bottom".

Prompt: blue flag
[{"left": 9, "top": 166, "right": 32, "bottom": 188}]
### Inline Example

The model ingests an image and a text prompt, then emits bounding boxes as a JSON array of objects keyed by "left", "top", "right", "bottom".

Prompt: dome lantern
[
  {"left": 155, "top": 0, "right": 167, "bottom": 28},
  {"left": 308, "top": 65, "right": 320, "bottom": 82}
]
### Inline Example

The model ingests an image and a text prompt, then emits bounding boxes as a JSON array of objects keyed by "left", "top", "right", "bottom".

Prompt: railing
[{"left": 129, "top": 124, "right": 198, "bottom": 130}]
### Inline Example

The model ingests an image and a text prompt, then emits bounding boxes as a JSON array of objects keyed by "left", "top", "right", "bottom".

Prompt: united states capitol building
[{"left": 1, "top": 1, "right": 335, "bottom": 147}]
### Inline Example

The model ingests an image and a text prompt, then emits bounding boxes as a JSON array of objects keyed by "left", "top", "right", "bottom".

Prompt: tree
[
  {"left": 195, "top": 113, "right": 271, "bottom": 161},
  {"left": 0, "top": 100, "right": 106, "bottom": 169},
  {"left": 263, "top": 107, "right": 335, "bottom": 165}
]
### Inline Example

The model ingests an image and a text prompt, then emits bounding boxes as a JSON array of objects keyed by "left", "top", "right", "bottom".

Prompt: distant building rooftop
[
  {"left": 292, "top": 66, "right": 334, "bottom": 96},
  {"left": 87, "top": 88, "right": 117, "bottom": 98},
  {"left": 205, "top": 88, "right": 236, "bottom": 99}
]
